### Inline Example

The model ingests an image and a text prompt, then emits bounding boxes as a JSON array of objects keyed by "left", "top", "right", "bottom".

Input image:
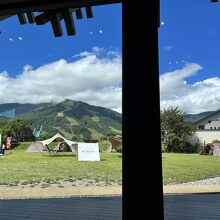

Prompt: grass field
[
  {"left": 163, "top": 153, "right": 220, "bottom": 184},
  {"left": 0, "top": 142, "right": 122, "bottom": 186}
]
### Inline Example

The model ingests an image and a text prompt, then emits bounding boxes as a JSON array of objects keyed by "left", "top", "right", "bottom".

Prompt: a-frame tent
[{"left": 26, "top": 141, "right": 47, "bottom": 152}]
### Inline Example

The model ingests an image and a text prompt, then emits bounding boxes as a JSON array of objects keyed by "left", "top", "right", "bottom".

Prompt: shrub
[
  {"left": 212, "top": 140, "right": 220, "bottom": 143},
  {"left": 116, "top": 145, "right": 122, "bottom": 153},
  {"left": 181, "top": 142, "right": 200, "bottom": 153},
  {"left": 161, "top": 143, "right": 167, "bottom": 153},
  {"left": 100, "top": 135, "right": 108, "bottom": 141},
  {"left": 199, "top": 143, "right": 213, "bottom": 155},
  {"left": 99, "top": 140, "right": 111, "bottom": 152}
]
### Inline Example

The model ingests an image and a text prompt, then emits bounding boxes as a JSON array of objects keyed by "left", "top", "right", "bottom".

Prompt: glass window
[{"left": 198, "top": 125, "right": 205, "bottom": 130}]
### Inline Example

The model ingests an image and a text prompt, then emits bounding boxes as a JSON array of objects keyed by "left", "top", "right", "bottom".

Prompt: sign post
[{"left": 77, "top": 143, "right": 100, "bottom": 161}]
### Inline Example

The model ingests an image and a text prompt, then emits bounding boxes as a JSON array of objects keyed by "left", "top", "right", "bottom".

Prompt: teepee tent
[{"left": 26, "top": 142, "right": 47, "bottom": 152}]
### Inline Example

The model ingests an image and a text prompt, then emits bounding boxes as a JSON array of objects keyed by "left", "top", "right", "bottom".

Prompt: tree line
[{"left": 0, "top": 119, "right": 34, "bottom": 143}]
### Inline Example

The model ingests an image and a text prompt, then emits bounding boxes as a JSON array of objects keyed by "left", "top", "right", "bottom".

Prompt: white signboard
[{"left": 77, "top": 143, "right": 100, "bottom": 161}]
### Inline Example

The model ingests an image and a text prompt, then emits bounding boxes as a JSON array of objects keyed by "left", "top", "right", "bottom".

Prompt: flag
[
  {"left": 34, "top": 126, "right": 42, "bottom": 140},
  {"left": 6, "top": 137, "right": 12, "bottom": 149},
  {"left": 35, "top": 130, "right": 41, "bottom": 139}
]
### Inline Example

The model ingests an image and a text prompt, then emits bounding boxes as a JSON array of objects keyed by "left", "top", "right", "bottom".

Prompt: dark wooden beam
[
  {"left": 62, "top": 8, "right": 76, "bottom": 36},
  {"left": 76, "top": 8, "right": 83, "bottom": 19},
  {"left": 0, "top": 15, "right": 14, "bottom": 21},
  {"left": 85, "top": 6, "right": 93, "bottom": 18},
  {"left": 50, "top": 12, "right": 63, "bottom": 37},
  {"left": 17, "top": 13, "right": 27, "bottom": 24},
  {"left": 35, "top": 8, "right": 79, "bottom": 25},
  {"left": 35, "top": 8, "right": 78, "bottom": 36},
  {"left": 26, "top": 12, "right": 35, "bottom": 23},
  {"left": 35, "top": 12, "right": 51, "bottom": 25},
  {"left": 0, "top": 0, "right": 122, "bottom": 16}
]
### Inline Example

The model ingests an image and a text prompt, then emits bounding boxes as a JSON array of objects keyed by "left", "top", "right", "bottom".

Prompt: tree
[
  {"left": 1, "top": 119, "right": 35, "bottom": 142},
  {"left": 160, "top": 106, "right": 196, "bottom": 152}
]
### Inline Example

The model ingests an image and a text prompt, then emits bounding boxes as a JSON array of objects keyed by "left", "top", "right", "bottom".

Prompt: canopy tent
[{"left": 39, "top": 133, "right": 77, "bottom": 148}]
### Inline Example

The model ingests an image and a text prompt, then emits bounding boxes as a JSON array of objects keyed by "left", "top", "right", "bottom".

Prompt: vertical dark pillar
[{"left": 123, "top": 0, "right": 164, "bottom": 219}]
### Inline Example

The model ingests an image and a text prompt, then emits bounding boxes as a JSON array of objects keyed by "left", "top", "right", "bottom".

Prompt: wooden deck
[
  {"left": 164, "top": 193, "right": 220, "bottom": 219},
  {"left": 0, "top": 196, "right": 122, "bottom": 220}
]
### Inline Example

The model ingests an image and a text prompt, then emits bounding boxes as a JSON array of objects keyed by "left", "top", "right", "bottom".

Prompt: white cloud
[
  {"left": 161, "top": 21, "right": 165, "bottom": 26},
  {"left": 160, "top": 63, "right": 220, "bottom": 114},
  {"left": 90, "top": 32, "right": 93, "bottom": 35},
  {"left": 9, "top": 38, "right": 13, "bottom": 41},
  {"left": 92, "top": 46, "right": 104, "bottom": 54},
  {"left": 164, "top": 46, "right": 173, "bottom": 51},
  {"left": 0, "top": 48, "right": 122, "bottom": 113},
  {"left": 72, "top": 51, "right": 92, "bottom": 58},
  {"left": 99, "top": 30, "right": 103, "bottom": 34},
  {"left": 72, "top": 47, "right": 105, "bottom": 58},
  {"left": 18, "top": 36, "right": 22, "bottom": 40}
]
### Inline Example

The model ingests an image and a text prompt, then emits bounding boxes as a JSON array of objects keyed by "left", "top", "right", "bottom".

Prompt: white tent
[{"left": 39, "top": 133, "right": 77, "bottom": 147}]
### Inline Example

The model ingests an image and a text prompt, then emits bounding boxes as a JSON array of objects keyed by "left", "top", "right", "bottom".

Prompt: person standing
[{"left": 2, "top": 144, "right": 5, "bottom": 155}]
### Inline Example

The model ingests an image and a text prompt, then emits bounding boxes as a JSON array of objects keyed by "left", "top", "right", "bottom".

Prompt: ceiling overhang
[{"left": 0, "top": 0, "right": 122, "bottom": 37}]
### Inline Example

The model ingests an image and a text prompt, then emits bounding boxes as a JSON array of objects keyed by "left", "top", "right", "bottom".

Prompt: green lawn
[
  {"left": 0, "top": 142, "right": 122, "bottom": 186},
  {"left": 163, "top": 153, "right": 220, "bottom": 184}
]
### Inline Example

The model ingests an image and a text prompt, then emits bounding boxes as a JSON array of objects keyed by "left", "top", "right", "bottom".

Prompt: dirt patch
[
  {"left": 163, "top": 184, "right": 220, "bottom": 194},
  {"left": 0, "top": 179, "right": 122, "bottom": 199},
  {"left": 0, "top": 186, "right": 122, "bottom": 199}
]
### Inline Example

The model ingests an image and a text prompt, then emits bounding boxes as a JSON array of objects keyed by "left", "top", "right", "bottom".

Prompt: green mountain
[
  {"left": 184, "top": 111, "right": 214, "bottom": 124},
  {"left": 0, "top": 102, "right": 51, "bottom": 116},
  {"left": 13, "top": 99, "right": 122, "bottom": 141}
]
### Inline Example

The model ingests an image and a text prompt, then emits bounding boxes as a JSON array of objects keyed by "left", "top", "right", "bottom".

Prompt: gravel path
[
  {"left": 0, "top": 180, "right": 122, "bottom": 199},
  {"left": 164, "top": 177, "right": 220, "bottom": 194},
  {"left": 175, "top": 177, "right": 220, "bottom": 185},
  {"left": 0, "top": 179, "right": 121, "bottom": 189}
]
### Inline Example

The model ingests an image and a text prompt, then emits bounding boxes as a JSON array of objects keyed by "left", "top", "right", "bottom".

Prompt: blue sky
[
  {"left": 159, "top": 1, "right": 220, "bottom": 113},
  {"left": 159, "top": 0, "right": 220, "bottom": 82},
  {"left": 2, "top": 1, "right": 220, "bottom": 114},
  {"left": 0, "top": 4, "right": 122, "bottom": 76},
  {"left": 0, "top": 4, "right": 122, "bottom": 112}
]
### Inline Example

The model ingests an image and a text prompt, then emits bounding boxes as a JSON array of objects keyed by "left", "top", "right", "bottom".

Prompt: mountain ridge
[
  {"left": 0, "top": 99, "right": 122, "bottom": 141},
  {"left": 184, "top": 111, "right": 215, "bottom": 124}
]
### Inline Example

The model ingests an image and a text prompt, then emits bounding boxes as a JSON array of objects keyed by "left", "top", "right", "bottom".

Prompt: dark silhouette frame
[{"left": 0, "top": 1, "right": 164, "bottom": 219}]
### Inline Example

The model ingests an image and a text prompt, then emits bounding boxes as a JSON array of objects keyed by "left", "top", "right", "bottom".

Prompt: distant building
[
  {"left": 194, "top": 110, "right": 220, "bottom": 144},
  {"left": 194, "top": 110, "right": 220, "bottom": 130}
]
